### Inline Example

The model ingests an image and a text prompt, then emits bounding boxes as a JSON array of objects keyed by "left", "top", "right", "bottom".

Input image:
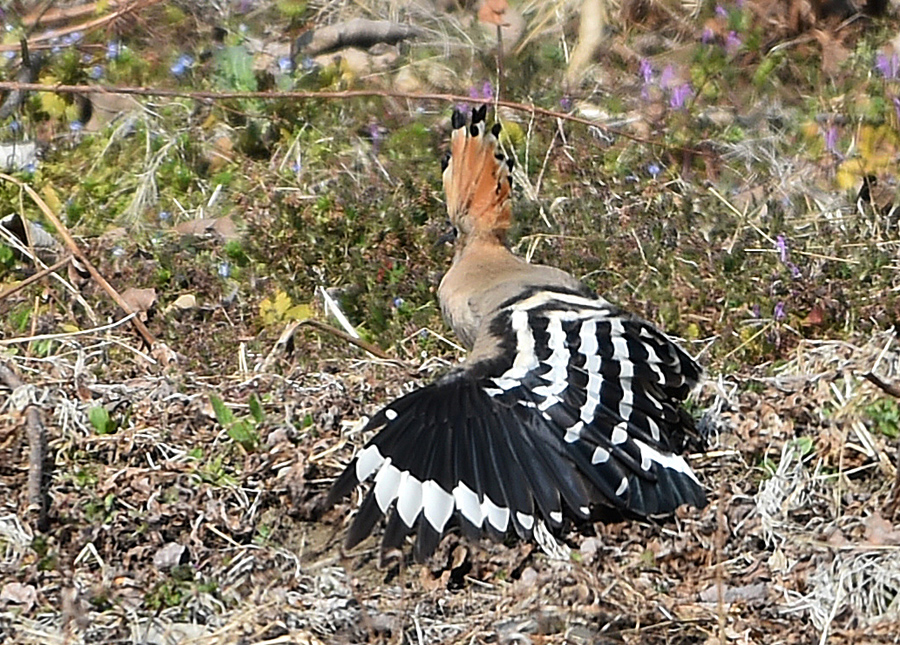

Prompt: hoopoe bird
[{"left": 328, "top": 106, "right": 706, "bottom": 561}]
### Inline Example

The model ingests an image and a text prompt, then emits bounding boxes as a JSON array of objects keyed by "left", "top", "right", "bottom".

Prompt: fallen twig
[
  {"left": 23, "top": 0, "right": 128, "bottom": 28},
  {"left": 863, "top": 372, "right": 900, "bottom": 398},
  {"left": 0, "top": 0, "right": 165, "bottom": 51},
  {"left": 0, "top": 173, "right": 157, "bottom": 348},
  {"left": 299, "top": 318, "right": 397, "bottom": 362},
  {"left": 0, "top": 255, "right": 71, "bottom": 301},
  {"left": 298, "top": 19, "right": 425, "bottom": 56},
  {"left": 0, "top": 81, "right": 703, "bottom": 154},
  {"left": 0, "top": 361, "right": 50, "bottom": 532}
]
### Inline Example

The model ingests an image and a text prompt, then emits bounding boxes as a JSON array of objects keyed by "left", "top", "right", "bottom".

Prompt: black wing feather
[{"left": 327, "top": 288, "right": 706, "bottom": 560}]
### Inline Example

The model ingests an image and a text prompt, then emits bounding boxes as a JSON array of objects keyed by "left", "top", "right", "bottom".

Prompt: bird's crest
[{"left": 442, "top": 105, "right": 513, "bottom": 240}]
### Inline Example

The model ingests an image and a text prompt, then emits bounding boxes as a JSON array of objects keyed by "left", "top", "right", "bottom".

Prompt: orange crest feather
[{"left": 443, "top": 107, "right": 513, "bottom": 240}]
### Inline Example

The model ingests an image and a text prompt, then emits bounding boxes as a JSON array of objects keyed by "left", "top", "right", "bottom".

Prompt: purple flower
[
  {"left": 3, "top": 50, "right": 16, "bottom": 60},
  {"left": 89, "top": 65, "right": 103, "bottom": 80},
  {"left": 875, "top": 52, "right": 899, "bottom": 80},
  {"left": 468, "top": 81, "right": 494, "bottom": 100},
  {"left": 106, "top": 41, "right": 121, "bottom": 60},
  {"left": 291, "top": 160, "right": 301, "bottom": 174},
  {"left": 367, "top": 123, "right": 383, "bottom": 152},
  {"left": 639, "top": 59, "right": 654, "bottom": 84},
  {"left": 393, "top": 297, "right": 404, "bottom": 308},
  {"left": 560, "top": 95, "right": 572, "bottom": 111},
  {"left": 158, "top": 211, "right": 171, "bottom": 222},
  {"left": 715, "top": 4, "right": 728, "bottom": 17},
  {"left": 823, "top": 125, "right": 839, "bottom": 153},
  {"left": 278, "top": 56, "right": 292, "bottom": 73},
  {"left": 660, "top": 65, "right": 675, "bottom": 89},
  {"left": 725, "top": 31, "right": 742, "bottom": 55},
  {"left": 69, "top": 121, "right": 83, "bottom": 132},
  {"left": 701, "top": 27, "right": 715, "bottom": 44},
  {"left": 774, "top": 301, "right": 786, "bottom": 321},
  {"left": 70, "top": 31, "right": 83, "bottom": 43},
  {"left": 751, "top": 303, "right": 761, "bottom": 318},
  {"left": 669, "top": 83, "right": 693, "bottom": 110},
  {"left": 648, "top": 163, "right": 662, "bottom": 178},
  {"left": 893, "top": 96, "right": 900, "bottom": 122},
  {"left": 775, "top": 234, "right": 788, "bottom": 262},
  {"left": 787, "top": 262, "right": 801, "bottom": 279}
]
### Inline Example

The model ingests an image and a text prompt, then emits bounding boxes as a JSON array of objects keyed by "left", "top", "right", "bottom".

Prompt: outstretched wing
[{"left": 327, "top": 287, "right": 706, "bottom": 561}]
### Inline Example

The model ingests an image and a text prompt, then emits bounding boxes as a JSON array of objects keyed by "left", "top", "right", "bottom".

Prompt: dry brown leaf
[
  {"left": 174, "top": 216, "right": 238, "bottom": 241},
  {"left": 863, "top": 511, "right": 900, "bottom": 546},
  {"left": 1, "top": 581, "right": 37, "bottom": 611},
  {"left": 121, "top": 287, "right": 157, "bottom": 316},
  {"left": 699, "top": 582, "right": 768, "bottom": 603},
  {"left": 815, "top": 29, "right": 849, "bottom": 77},
  {"left": 149, "top": 342, "right": 178, "bottom": 366},
  {"left": 167, "top": 293, "right": 197, "bottom": 311},
  {"left": 152, "top": 542, "right": 188, "bottom": 570}
]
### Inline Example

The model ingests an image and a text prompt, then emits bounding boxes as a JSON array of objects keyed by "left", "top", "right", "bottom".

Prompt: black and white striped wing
[{"left": 327, "top": 288, "right": 706, "bottom": 561}]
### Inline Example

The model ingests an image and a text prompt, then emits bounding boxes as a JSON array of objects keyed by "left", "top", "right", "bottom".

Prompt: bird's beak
[{"left": 435, "top": 223, "right": 458, "bottom": 247}]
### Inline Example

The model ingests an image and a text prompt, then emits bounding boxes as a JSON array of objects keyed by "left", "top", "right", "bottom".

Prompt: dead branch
[
  {"left": 863, "top": 372, "right": 900, "bottom": 398},
  {"left": 0, "top": 0, "right": 165, "bottom": 51},
  {"left": 0, "top": 81, "right": 703, "bottom": 155},
  {"left": 0, "top": 256, "right": 71, "bottom": 302},
  {"left": 298, "top": 19, "right": 425, "bottom": 56},
  {"left": 299, "top": 319, "right": 399, "bottom": 363},
  {"left": 0, "top": 173, "right": 157, "bottom": 349},
  {"left": 0, "top": 360, "right": 50, "bottom": 532},
  {"left": 23, "top": 0, "right": 127, "bottom": 28}
]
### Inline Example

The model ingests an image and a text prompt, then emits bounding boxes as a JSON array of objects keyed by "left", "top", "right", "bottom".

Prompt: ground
[{"left": 2, "top": 0, "right": 900, "bottom": 643}]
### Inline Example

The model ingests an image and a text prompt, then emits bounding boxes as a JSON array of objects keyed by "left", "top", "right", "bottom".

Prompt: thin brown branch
[
  {"left": 1, "top": 0, "right": 164, "bottom": 49},
  {"left": 0, "top": 173, "right": 157, "bottom": 348},
  {"left": 0, "top": 255, "right": 71, "bottom": 302},
  {"left": 299, "top": 319, "right": 399, "bottom": 363},
  {"left": 0, "top": 361, "right": 50, "bottom": 532},
  {"left": 23, "top": 0, "right": 127, "bottom": 28},
  {"left": 863, "top": 372, "right": 900, "bottom": 398},
  {"left": 0, "top": 81, "right": 702, "bottom": 154}
]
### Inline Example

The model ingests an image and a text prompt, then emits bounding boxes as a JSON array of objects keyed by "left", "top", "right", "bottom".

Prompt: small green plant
[
  {"left": 196, "top": 454, "right": 237, "bottom": 487},
  {"left": 791, "top": 435, "right": 815, "bottom": 458},
  {"left": 145, "top": 580, "right": 184, "bottom": 611},
  {"left": 89, "top": 406, "right": 117, "bottom": 435},
  {"left": 210, "top": 394, "right": 263, "bottom": 451},
  {"left": 864, "top": 399, "right": 900, "bottom": 439}
]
